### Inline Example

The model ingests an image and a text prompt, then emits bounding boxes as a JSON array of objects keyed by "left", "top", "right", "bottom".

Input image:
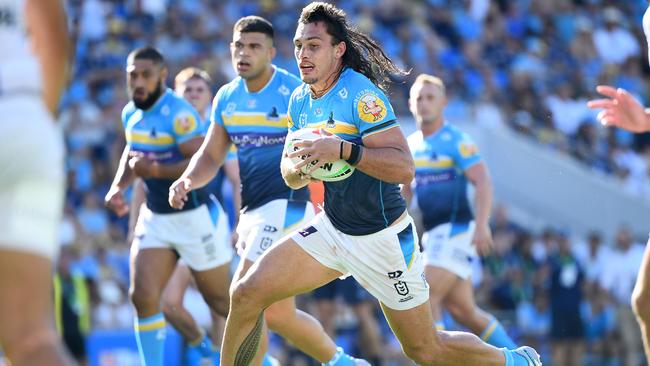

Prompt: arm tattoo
[{"left": 234, "top": 312, "right": 265, "bottom": 366}]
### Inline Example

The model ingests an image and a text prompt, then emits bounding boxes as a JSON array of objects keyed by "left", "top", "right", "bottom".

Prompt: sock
[
  {"left": 134, "top": 313, "right": 166, "bottom": 366},
  {"left": 502, "top": 348, "right": 533, "bottom": 366},
  {"left": 188, "top": 333, "right": 213, "bottom": 358},
  {"left": 323, "top": 347, "right": 363, "bottom": 366},
  {"left": 481, "top": 317, "right": 517, "bottom": 349},
  {"left": 435, "top": 321, "right": 446, "bottom": 331},
  {"left": 262, "top": 354, "right": 278, "bottom": 366}
]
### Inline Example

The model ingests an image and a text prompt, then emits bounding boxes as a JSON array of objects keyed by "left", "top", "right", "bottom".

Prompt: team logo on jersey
[
  {"left": 459, "top": 142, "right": 478, "bottom": 158},
  {"left": 326, "top": 111, "right": 336, "bottom": 128},
  {"left": 224, "top": 102, "right": 237, "bottom": 117},
  {"left": 173, "top": 112, "right": 197, "bottom": 135},
  {"left": 315, "top": 107, "right": 323, "bottom": 116},
  {"left": 267, "top": 106, "right": 279, "bottom": 121},
  {"left": 278, "top": 84, "right": 291, "bottom": 96},
  {"left": 247, "top": 99, "right": 257, "bottom": 109},
  {"left": 357, "top": 92, "right": 387, "bottom": 123}
]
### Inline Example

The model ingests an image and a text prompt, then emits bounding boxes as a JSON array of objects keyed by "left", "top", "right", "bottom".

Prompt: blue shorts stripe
[
  {"left": 450, "top": 222, "right": 471, "bottom": 237},
  {"left": 283, "top": 201, "right": 307, "bottom": 231},
  {"left": 397, "top": 223, "right": 416, "bottom": 269},
  {"left": 206, "top": 195, "right": 220, "bottom": 226}
]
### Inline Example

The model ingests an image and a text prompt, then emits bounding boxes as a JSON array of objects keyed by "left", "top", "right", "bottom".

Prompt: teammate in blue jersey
[
  {"left": 402, "top": 74, "right": 517, "bottom": 350},
  {"left": 125, "top": 67, "right": 241, "bottom": 365},
  {"left": 0, "top": 1, "right": 72, "bottom": 365},
  {"left": 169, "top": 16, "right": 365, "bottom": 366},
  {"left": 216, "top": 3, "right": 542, "bottom": 366},
  {"left": 105, "top": 47, "right": 232, "bottom": 366}
]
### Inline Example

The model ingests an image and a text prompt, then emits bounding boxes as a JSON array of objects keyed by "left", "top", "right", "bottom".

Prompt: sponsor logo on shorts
[
  {"left": 204, "top": 242, "right": 216, "bottom": 259},
  {"left": 299, "top": 226, "right": 317, "bottom": 237},
  {"left": 387, "top": 270, "right": 403, "bottom": 279},
  {"left": 259, "top": 237, "right": 273, "bottom": 250},
  {"left": 398, "top": 295, "right": 414, "bottom": 303},
  {"left": 202, "top": 234, "right": 213, "bottom": 243},
  {"left": 263, "top": 225, "right": 278, "bottom": 233},
  {"left": 394, "top": 281, "right": 409, "bottom": 296}
]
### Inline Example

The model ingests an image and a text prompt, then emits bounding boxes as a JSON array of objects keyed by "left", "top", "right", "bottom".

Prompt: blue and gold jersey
[
  {"left": 211, "top": 66, "right": 308, "bottom": 211},
  {"left": 122, "top": 89, "right": 206, "bottom": 213},
  {"left": 408, "top": 123, "right": 482, "bottom": 231},
  {"left": 288, "top": 67, "right": 406, "bottom": 235}
]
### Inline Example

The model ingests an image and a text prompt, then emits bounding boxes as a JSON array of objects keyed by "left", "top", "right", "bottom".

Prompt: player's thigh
[
  {"left": 425, "top": 266, "right": 459, "bottom": 303},
  {"left": 442, "top": 277, "right": 480, "bottom": 321},
  {"left": 162, "top": 263, "right": 193, "bottom": 307},
  {"left": 380, "top": 300, "right": 436, "bottom": 353},
  {"left": 191, "top": 261, "right": 232, "bottom": 315},
  {"left": 0, "top": 250, "right": 56, "bottom": 345},
  {"left": 232, "top": 237, "right": 343, "bottom": 308},
  {"left": 130, "top": 247, "right": 178, "bottom": 301}
]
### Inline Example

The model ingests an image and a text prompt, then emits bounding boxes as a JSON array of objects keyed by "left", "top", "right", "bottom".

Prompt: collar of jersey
[
  {"left": 309, "top": 67, "right": 349, "bottom": 101},
  {"left": 423, "top": 121, "right": 449, "bottom": 140}
]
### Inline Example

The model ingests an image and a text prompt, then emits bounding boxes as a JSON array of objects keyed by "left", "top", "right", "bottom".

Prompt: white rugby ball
[{"left": 287, "top": 128, "right": 355, "bottom": 182}]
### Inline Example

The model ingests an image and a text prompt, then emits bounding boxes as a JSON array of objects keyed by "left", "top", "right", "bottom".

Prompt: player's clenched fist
[
  {"left": 169, "top": 177, "right": 192, "bottom": 209},
  {"left": 104, "top": 186, "right": 129, "bottom": 217}
]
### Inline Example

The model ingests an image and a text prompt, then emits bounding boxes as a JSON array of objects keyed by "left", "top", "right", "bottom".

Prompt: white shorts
[
  {"left": 292, "top": 212, "right": 429, "bottom": 311},
  {"left": 422, "top": 221, "right": 477, "bottom": 280},
  {"left": 0, "top": 96, "right": 64, "bottom": 260},
  {"left": 237, "top": 199, "right": 315, "bottom": 262},
  {"left": 132, "top": 197, "right": 233, "bottom": 271}
]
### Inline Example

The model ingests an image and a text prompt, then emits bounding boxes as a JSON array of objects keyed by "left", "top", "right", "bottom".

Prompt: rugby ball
[{"left": 286, "top": 128, "right": 355, "bottom": 182}]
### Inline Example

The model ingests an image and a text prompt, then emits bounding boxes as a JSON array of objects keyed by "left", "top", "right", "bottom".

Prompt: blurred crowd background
[{"left": 53, "top": 0, "right": 650, "bottom": 365}]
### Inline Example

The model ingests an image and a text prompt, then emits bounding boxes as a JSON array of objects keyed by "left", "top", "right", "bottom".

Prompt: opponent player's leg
[
  {"left": 632, "top": 237, "right": 650, "bottom": 363},
  {"left": 0, "top": 250, "right": 75, "bottom": 366},
  {"left": 162, "top": 264, "right": 202, "bottom": 342},
  {"left": 346, "top": 282, "right": 383, "bottom": 365},
  {"left": 129, "top": 246, "right": 178, "bottom": 366},
  {"left": 222, "top": 238, "right": 343, "bottom": 365}
]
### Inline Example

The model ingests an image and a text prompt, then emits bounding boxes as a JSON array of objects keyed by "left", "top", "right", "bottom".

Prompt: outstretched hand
[{"left": 587, "top": 85, "right": 650, "bottom": 133}]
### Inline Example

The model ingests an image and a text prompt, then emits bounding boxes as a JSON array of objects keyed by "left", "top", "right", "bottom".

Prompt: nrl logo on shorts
[{"left": 394, "top": 281, "right": 409, "bottom": 296}]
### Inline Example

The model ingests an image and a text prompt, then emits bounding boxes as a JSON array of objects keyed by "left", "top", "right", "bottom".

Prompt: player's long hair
[{"left": 299, "top": 2, "right": 408, "bottom": 92}]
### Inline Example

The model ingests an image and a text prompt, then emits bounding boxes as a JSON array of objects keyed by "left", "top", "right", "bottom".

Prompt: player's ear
[
  {"left": 334, "top": 41, "right": 346, "bottom": 60},
  {"left": 160, "top": 66, "right": 169, "bottom": 82},
  {"left": 269, "top": 46, "right": 277, "bottom": 60}
]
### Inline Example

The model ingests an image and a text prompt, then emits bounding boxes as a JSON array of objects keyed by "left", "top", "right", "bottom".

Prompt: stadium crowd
[{"left": 55, "top": 0, "right": 650, "bottom": 365}]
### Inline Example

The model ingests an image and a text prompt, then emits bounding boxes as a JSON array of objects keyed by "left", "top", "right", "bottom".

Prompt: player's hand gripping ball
[{"left": 287, "top": 128, "right": 355, "bottom": 182}]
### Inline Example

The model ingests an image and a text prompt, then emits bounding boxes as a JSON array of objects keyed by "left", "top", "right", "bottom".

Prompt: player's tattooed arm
[{"left": 234, "top": 312, "right": 265, "bottom": 366}]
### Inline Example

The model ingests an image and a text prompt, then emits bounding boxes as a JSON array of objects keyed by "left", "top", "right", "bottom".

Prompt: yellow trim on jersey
[
  {"left": 481, "top": 321, "right": 498, "bottom": 341},
  {"left": 309, "top": 121, "right": 359, "bottom": 135},
  {"left": 135, "top": 319, "right": 166, "bottom": 332},
  {"left": 127, "top": 131, "right": 174, "bottom": 146},
  {"left": 222, "top": 114, "right": 289, "bottom": 128},
  {"left": 406, "top": 240, "right": 417, "bottom": 270},
  {"left": 414, "top": 158, "right": 454, "bottom": 169}
]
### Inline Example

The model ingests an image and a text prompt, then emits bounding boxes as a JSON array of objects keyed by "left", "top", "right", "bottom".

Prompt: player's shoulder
[
  {"left": 443, "top": 123, "right": 473, "bottom": 142},
  {"left": 273, "top": 66, "right": 302, "bottom": 88},
  {"left": 290, "top": 82, "right": 310, "bottom": 102},
  {"left": 342, "top": 68, "right": 379, "bottom": 94},
  {"left": 121, "top": 101, "right": 136, "bottom": 121},
  {"left": 407, "top": 130, "right": 423, "bottom": 145},
  {"left": 214, "top": 77, "right": 244, "bottom": 103}
]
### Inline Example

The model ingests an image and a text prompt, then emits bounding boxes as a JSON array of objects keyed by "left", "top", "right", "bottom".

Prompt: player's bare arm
[
  {"left": 25, "top": 0, "right": 69, "bottom": 116},
  {"left": 281, "top": 149, "right": 312, "bottom": 190},
  {"left": 105, "top": 145, "right": 136, "bottom": 217},
  {"left": 352, "top": 126, "right": 414, "bottom": 185},
  {"left": 169, "top": 122, "right": 231, "bottom": 209},
  {"left": 465, "top": 162, "right": 494, "bottom": 256},
  {"left": 128, "top": 136, "right": 204, "bottom": 179}
]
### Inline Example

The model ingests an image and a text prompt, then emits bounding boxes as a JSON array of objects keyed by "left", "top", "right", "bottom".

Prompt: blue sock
[
  {"left": 323, "top": 347, "right": 362, "bottom": 366},
  {"left": 481, "top": 317, "right": 517, "bottom": 349},
  {"left": 502, "top": 348, "right": 532, "bottom": 366},
  {"left": 134, "top": 313, "right": 166, "bottom": 366},
  {"left": 262, "top": 354, "right": 277, "bottom": 366},
  {"left": 188, "top": 333, "right": 213, "bottom": 358}
]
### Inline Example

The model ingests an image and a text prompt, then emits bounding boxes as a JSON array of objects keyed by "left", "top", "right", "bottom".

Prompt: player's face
[
  {"left": 230, "top": 31, "right": 275, "bottom": 80},
  {"left": 176, "top": 77, "right": 211, "bottom": 114},
  {"left": 409, "top": 82, "right": 446, "bottom": 125},
  {"left": 127, "top": 59, "right": 167, "bottom": 110},
  {"left": 293, "top": 21, "right": 345, "bottom": 85}
]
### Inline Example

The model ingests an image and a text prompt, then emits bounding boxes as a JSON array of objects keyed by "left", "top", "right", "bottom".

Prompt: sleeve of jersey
[
  {"left": 171, "top": 107, "right": 203, "bottom": 145},
  {"left": 287, "top": 90, "right": 300, "bottom": 133},
  {"left": 454, "top": 133, "right": 482, "bottom": 170},
  {"left": 352, "top": 86, "right": 398, "bottom": 137},
  {"left": 210, "top": 87, "right": 226, "bottom": 126}
]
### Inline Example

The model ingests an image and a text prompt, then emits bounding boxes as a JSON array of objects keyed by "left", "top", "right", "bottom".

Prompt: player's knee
[
  {"left": 203, "top": 292, "right": 230, "bottom": 318},
  {"left": 402, "top": 341, "right": 439, "bottom": 366},
  {"left": 129, "top": 285, "right": 160, "bottom": 312},
  {"left": 264, "top": 303, "right": 291, "bottom": 330},
  {"left": 161, "top": 297, "right": 183, "bottom": 319},
  {"left": 230, "top": 278, "right": 266, "bottom": 312}
]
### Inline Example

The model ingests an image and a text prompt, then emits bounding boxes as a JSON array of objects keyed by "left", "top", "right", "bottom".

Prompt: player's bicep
[
  {"left": 361, "top": 125, "right": 410, "bottom": 153},
  {"left": 464, "top": 161, "right": 489, "bottom": 186},
  {"left": 177, "top": 136, "right": 205, "bottom": 159}
]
